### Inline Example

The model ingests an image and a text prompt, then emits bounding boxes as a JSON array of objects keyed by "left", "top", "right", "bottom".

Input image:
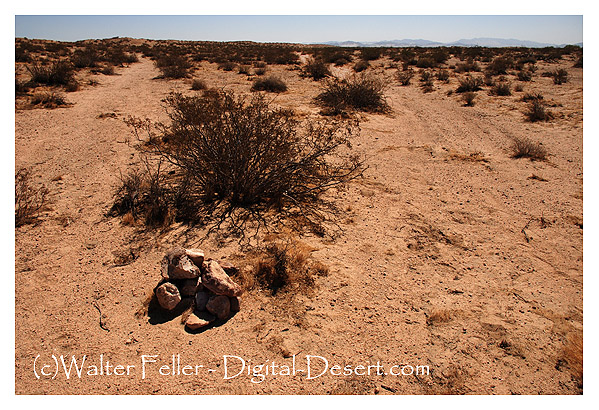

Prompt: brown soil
[{"left": 15, "top": 50, "right": 582, "bottom": 394}]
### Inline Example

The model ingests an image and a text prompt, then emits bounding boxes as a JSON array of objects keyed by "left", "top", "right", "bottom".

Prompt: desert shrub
[
  {"left": 108, "top": 159, "right": 177, "bottom": 227},
  {"left": 126, "top": 91, "right": 363, "bottom": 235},
  {"left": 517, "top": 70, "right": 533, "bottom": 81},
  {"left": 218, "top": 61, "right": 237, "bottom": 71},
  {"left": 303, "top": 58, "right": 331, "bottom": 80},
  {"left": 155, "top": 54, "right": 191, "bottom": 78},
  {"left": 551, "top": 68, "right": 569, "bottom": 85},
  {"left": 191, "top": 78, "right": 207, "bottom": 91},
  {"left": 510, "top": 137, "right": 548, "bottom": 161},
  {"left": 15, "top": 46, "right": 30, "bottom": 63},
  {"left": 238, "top": 65, "right": 251, "bottom": 75},
  {"left": 456, "top": 75, "right": 483, "bottom": 93},
  {"left": 416, "top": 57, "right": 436, "bottom": 69},
  {"left": 27, "top": 61, "right": 75, "bottom": 86},
  {"left": 30, "top": 91, "right": 67, "bottom": 108},
  {"left": 486, "top": 56, "right": 513, "bottom": 76},
  {"left": 397, "top": 68, "right": 415, "bottom": 86},
  {"left": 513, "top": 83, "right": 524, "bottom": 92},
  {"left": 521, "top": 92, "right": 543, "bottom": 102},
  {"left": 525, "top": 100, "right": 553, "bottom": 122},
  {"left": 251, "top": 76, "right": 287, "bottom": 93},
  {"left": 254, "top": 67, "right": 267, "bottom": 76},
  {"left": 353, "top": 60, "right": 370, "bottom": 73},
  {"left": 15, "top": 78, "right": 30, "bottom": 95},
  {"left": 315, "top": 74, "right": 390, "bottom": 114},
  {"left": 71, "top": 48, "right": 100, "bottom": 68},
  {"left": 360, "top": 47, "right": 383, "bottom": 61},
  {"left": 436, "top": 69, "right": 450, "bottom": 82},
  {"left": 491, "top": 82, "right": 511, "bottom": 96},
  {"left": 455, "top": 59, "right": 481, "bottom": 73},
  {"left": 64, "top": 80, "right": 79, "bottom": 92},
  {"left": 462, "top": 92, "right": 476, "bottom": 106},
  {"left": 419, "top": 70, "right": 434, "bottom": 93},
  {"left": 100, "top": 65, "right": 115, "bottom": 75},
  {"left": 15, "top": 168, "right": 49, "bottom": 227},
  {"left": 573, "top": 57, "right": 582, "bottom": 68}
]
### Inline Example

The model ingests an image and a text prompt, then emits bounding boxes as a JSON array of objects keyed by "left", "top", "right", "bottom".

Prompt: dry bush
[
  {"left": 517, "top": 70, "right": 533, "bottom": 82},
  {"left": 239, "top": 239, "right": 326, "bottom": 296},
  {"left": 218, "top": 61, "right": 236, "bottom": 71},
  {"left": 510, "top": 137, "right": 548, "bottom": 161},
  {"left": 461, "top": 92, "right": 477, "bottom": 107},
  {"left": 525, "top": 100, "right": 553, "bottom": 122},
  {"left": 238, "top": 65, "right": 251, "bottom": 75},
  {"left": 126, "top": 91, "right": 364, "bottom": 236},
  {"left": 15, "top": 168, "right": 49, "bottom": 227},
  {"left": 485, "top": 55, "right": 514, "bottom": 76},
  {"left": 302, "top": 58, "right": 331, "bottom": 80},
  {"left": 191, "top": 78, "right": 207, "bottom": 91},
  {"left": 27, "top": 60, "right": 75, "bottom": 86},
  {"left": 436, "top": 69, "right": 450, "bottom": 82},
  {"left": 456, "top": 75, "right": 484, "bottom": 93},
  {"left": 100, "top": 65, "right": 115, "bottom": 75},
  {"left": 155, "top": 54, "right": 192, "bottom": 78},
  {"left": 251, "top": 76, "right": 287, "bottom": 93},
  {"left": 397, "top": 68, "right": 415, "bottom": 86},
  {"left": 490, "top": 82, "right": 511, "bottom": 96},
  {"left": 551, "top": 68, "right": 569, "bottom": 85},
  {"left": 315, "top": 74, "right": 390, "bottom": 115},
  {"left": 353, "top": 60, "right": 370, "bottom": 73},
  {"left": 521, "top": 92, "right": 543, "bottom": 102},
  {"left": 30, "top": 92, "right": 67, "bottom": 108},
  {"left": 254, "top": 67, "right": 267, "bottom": 76},
  {"left": 426, "top": 309, "right": 454, "bottom": 326}
]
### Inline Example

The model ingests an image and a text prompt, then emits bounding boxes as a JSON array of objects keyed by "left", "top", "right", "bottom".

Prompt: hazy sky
[{"left": 15, "top": 15, "right": 583, "bottom": 45}]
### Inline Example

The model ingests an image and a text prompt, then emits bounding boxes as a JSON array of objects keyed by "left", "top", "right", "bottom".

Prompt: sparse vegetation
[
  {"left": 397, "top": 68, "right": 415, "bottom": 86},
  {"left": 303, "top": 58, "right": 331, "bottom": 80},
  {"left": 551, "top": 68, "right": 569, "bottom": 85},
  {"left": 525, "top": 99, "right": 553, "bottom": 122},
  {"left": 123, "top": 91, "right": 363, "bottom": 235},
  {"left": 27, "top": 61, "right": 75, "bottom": 86},
  {"left": 511, "top": 137, "right": 548, "bottom": 161},
  {"left": 15, "top": 168, "right": 49, "bottom": 227},
  {"left": 30, "top": 91, "right": 67, "bottom": 108},
  {"left": 251, "top": 76, "right": 287, "bottom": 93},
  {"left": 491, "top": 82, "right": 511, "bottom": 96},
  {"left": 456, "top": 75, "right": 484, "bottom": 93},
  {"left": 315, "top": 74, "right": 390, "bottom": 114}
]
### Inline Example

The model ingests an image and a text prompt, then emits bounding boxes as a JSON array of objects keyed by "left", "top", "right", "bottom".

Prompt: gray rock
[
  {"left": 229, "top": 296, "right": 241, "bottom": 312},
  {"left": 202, "top": 260, "right": 243, "bottom": 297},
  {"left": 194, "top": 291, "right": 211, "bottom": 311},
  {"left": 206, "top": 295, "right": 231, "bottom": 320},
  {"left": 155, "top": 282, "right": 181, "bottom": 310}
]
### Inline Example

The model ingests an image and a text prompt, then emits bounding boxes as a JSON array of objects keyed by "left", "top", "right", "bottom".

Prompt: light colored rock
[
  {"left": 161, "top": 249, "right": 200, "bottom": 280},
  {"left": 206, "top": 295, "right": 231, "bottom": 320},
  {"left": 229, "top": 296, "right": 241, "bottom": 312},
  {"left": 185, "top": 311, "right": 214, "bottom": 330},
  {"left": 195, "top": 291, "right": 211, "bottom": 311},
  {"left": 218, "top": 260, "right": 239, "bottom": 275},
  {"left": 185, "top": 248, "right": 205, "bottom": 267},
  {"left": 155, "top": 282, "right": 181, "bottom": 310},
  {"left": 202, "top": 260, "right": 243, "bottom": 297}
]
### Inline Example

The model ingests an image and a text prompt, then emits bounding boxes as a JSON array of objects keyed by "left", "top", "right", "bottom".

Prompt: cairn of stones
[{"left": 155, "top": 247, "right": 242, "bottom": 330}]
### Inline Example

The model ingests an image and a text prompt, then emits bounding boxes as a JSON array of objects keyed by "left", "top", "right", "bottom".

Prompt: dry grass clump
[
  {"left": 251, "top": 76, "right": 288, "bottom": 93},
  {"left": 191, "top": 78, "right": 207, "bottom": 91},
  {"left": 30, "top": 91, "right": 67, "bottom": 108},
  {"left": 490, "top": 82, "right": 511, "bottom": 96},
  {"left": 461, "top": 91, "right": 477, "bottom": 107},
  {"left": 397, "top": 68, "right": 415, "bottom": 86},
  {"left": 315, "top": 74, "right": 390, "bottom": 115},
  {"left": 238, "top": 238, "right": 328, "bottom": 296},
  {"left": 510, "top": 137, "right": 548, "bottom": 161},
  {"left": 551, "top": 68, "right": 569, "bottom": 85},
  {"left": 302, "top": 58, "right": 331, "bottom": 80},
  {"left": 123, "top": 90, "right": 363, "bottom": 235},
  {"left": 456, "top": 75, "right": 484, "bottom": 93},
  {"left": 27, "top": 61, "right": 75, "bottom": 86},
  {"left": 525, "top": 99, "right": 553, "bottom": 122},
  {"left": 426, "top": 309, "right": 455, "bottom": 326},
  {"left": 15, "top": 168, "right": 49, "bottom": 227}
]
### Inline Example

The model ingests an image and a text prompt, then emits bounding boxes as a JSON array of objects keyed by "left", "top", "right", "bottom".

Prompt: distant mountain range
[{"left": 319, "top": 38, "right": 582, "bottom": 48}]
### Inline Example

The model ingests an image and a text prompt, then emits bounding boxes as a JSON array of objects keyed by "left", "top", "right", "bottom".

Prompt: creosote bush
[
  {"left": 397, "top": 69, "right": 415, "bottom": 86},
  {"left": 15, "top": 168, "right": 49, "bottom": 227},
  {"left": 122, "top": 91, "right": 363, "bottom": 236},
  {"left": 525, "top": 99, "right": 553, "bottom": 122},
  {"left": 27, "top": 61, "right": 75, "bottom": 86},
  {"left": 303, "top": 58, "right": 331, "bottom": 80},
  {"left": 456, "top": 75, "right": 484, "bottom": 93},
  {"left": 491, "top": 82, "right": 511, "bottom": 96},
  {"left": 551, "top": 68, "right": 568, "bottom": 85},
  {"left": 510, "top": 137, "right": 548, "bottom": 161},
  {"left": 315, "top": 74, "right": 390, "bottom": 115}
]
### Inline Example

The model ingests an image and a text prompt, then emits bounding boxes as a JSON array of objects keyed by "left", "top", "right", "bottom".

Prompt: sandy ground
[{"left": 15, "top": 53, "right": 582, "bottom": 394}]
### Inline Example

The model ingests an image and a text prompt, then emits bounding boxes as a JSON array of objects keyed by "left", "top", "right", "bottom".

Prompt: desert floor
[{"left": 15, "top": 53, "right": 582, "bottom": 394}]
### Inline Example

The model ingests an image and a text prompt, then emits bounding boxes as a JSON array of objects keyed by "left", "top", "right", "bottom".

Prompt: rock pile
[{"left": 154, "top": 247, "right": 242, "bottom": 330}]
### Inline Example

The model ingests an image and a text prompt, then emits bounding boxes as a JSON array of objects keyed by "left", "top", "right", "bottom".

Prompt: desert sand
[{"left": 15, "top": 39, "right": 582, "bottom": 394}]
